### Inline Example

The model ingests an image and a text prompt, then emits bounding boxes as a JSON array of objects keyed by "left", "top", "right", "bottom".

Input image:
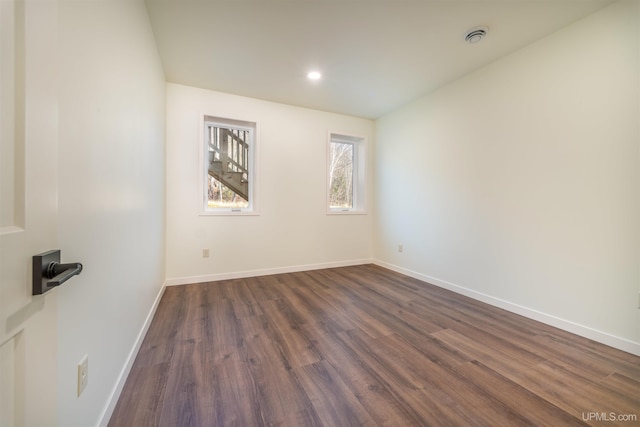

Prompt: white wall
[
  {"left": 374, "top": 0, "right": 640, "bottom": 353},
  {"left": 56, "top": 1, "right": 165, "bottom": 426},
  {"left": 166, "top": 84, "right": 374, "bottom": 283}
]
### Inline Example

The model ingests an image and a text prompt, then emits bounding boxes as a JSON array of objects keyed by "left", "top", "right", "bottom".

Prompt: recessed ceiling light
[
  {"left": 465, "top": 26, "right": 489, "bottom": 44},
  {"left": 307, "top": 71, "right": 322, "bottom": 80}
]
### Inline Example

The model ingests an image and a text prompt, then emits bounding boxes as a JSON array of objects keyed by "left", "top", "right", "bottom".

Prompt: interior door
[{"left": 0, "top": 0, "right": 60, "bottom": 425}]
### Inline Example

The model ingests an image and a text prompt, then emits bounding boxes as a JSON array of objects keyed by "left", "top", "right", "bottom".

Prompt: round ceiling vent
[{"left": 465, "top": 26, "right": 489, "bottom": 44}]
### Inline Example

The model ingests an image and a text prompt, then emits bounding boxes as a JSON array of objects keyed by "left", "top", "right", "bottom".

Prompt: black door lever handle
[
  {"left": 45, "top": 261, "right": 83, "bottom": 287},
  {"left": 33, "top": 250, "right": 84, "bottom": 295}
]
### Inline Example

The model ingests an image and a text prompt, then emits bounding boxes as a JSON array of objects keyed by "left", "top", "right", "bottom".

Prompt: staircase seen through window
[{"left": 204, "top": 117, "right": 255, "bottom": 212}]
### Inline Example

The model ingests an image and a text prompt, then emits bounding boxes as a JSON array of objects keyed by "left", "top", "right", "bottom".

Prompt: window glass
[
  {"left": 204, "top": 117, "right": 256, "bottom": 213},
  {"left": 329, "top": 141, "right": 354, "bottom": 209},
  {"left": 328, "top": 133, "right": 366, "bottom": 213}
]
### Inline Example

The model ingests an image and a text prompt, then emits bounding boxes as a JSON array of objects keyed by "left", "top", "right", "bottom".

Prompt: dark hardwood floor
[{"left": 108, "top": 264, "right": 640, "bottom": 426}]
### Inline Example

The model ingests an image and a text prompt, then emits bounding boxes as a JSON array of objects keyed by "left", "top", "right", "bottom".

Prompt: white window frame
[
  {"left": 201, "top": 115, "right": 259, "bottom": 215},
  {"left": 326, "top": 132, "right": 367, "bottom": 214}
]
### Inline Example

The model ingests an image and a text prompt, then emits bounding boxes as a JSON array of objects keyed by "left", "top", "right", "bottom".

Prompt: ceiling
[{"left": 145, "top": 0, "right": 614, "bottom": 119}]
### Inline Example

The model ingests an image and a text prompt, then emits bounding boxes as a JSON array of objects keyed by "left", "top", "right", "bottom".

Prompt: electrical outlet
[
  {"left": 202, "top": 248, "right": 210, "bottom": 258},
  {"left": 77, "top": 355, "right": 88, "bottom": 396},
  {"left": 398, "top": 244, "right": 403, "bottom": 253}
]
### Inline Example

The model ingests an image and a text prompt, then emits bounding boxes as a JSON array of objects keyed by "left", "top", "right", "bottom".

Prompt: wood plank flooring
[{"left": 108, "top": 264, "right": 640, "bottom": 426}]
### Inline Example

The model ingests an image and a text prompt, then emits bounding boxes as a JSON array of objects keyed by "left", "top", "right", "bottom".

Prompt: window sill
[
  {"left": 326, "top": 209, "right": 367, "bottom": 215},
  {"left": 201, "top": 210, "right": 260, "bottom": 216}
]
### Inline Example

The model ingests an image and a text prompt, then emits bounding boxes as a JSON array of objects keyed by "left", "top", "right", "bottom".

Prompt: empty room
[{"left": 0, "top": 0, "right": 639, "bottom": 426}]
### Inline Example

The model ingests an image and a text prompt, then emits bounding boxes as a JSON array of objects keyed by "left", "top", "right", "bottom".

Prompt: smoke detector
[{"left": 465, "top": 26, "right": 489, "bottom": 44}]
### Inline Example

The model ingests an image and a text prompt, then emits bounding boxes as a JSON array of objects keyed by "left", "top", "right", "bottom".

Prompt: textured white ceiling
[{"left": 145, "top": 0, "right": 613, "bottom": 119}]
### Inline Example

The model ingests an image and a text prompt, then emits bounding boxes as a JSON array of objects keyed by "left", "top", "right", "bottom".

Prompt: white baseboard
[
  {"left": 97, "top": 283, "right": 167, "bottom": 427},
  {"left": 373, "top": 260, "right": 640, "bottom": 357},
  {"left": 165, "top": 258, "right": 374, "bottom": 286}
]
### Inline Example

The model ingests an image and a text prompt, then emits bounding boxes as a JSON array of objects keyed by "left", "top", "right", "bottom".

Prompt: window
[
  {"left": 328, "top": 141, "right": 354, "bottom": 209},
  {"left": 327, "top": 132, "right": 366, "bottom": 213},
  {"left": 203, "top": 116, "right": 257, "bottom": 214}
]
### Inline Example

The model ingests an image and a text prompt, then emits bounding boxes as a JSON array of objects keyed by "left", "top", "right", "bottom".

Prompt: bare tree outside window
[{"left": 329, "top": 142, "right": 354, "bottom": 209}]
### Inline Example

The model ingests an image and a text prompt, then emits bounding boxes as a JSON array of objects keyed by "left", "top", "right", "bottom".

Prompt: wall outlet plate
[{"left": 77, "top": 355, "right": 88, "bottom": 396}]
